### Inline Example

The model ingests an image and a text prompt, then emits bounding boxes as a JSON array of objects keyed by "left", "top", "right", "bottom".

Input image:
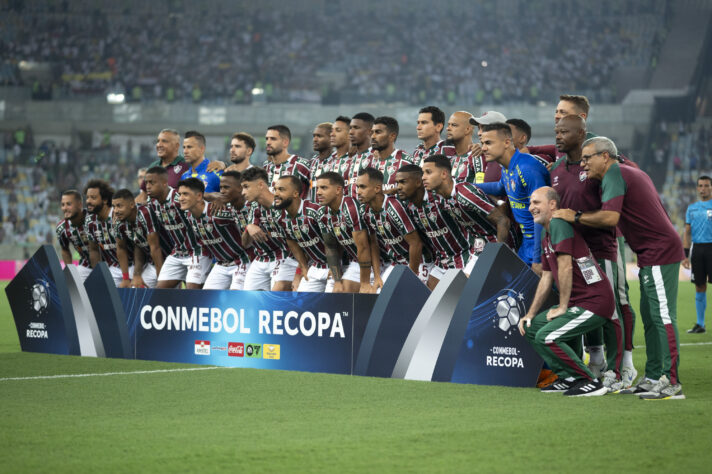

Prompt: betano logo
[{"left": 263, "top": 344, "right": 280, "bottom": 360}]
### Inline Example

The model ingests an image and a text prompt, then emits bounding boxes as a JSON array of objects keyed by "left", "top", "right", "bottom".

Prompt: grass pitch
[{"left": 1, "top": 281, "right": 711, "bottom": 473}]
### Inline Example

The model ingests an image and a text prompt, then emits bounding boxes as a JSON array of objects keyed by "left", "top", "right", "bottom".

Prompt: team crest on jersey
[
  {"left": 205, "top": 223, "right": 213, "bottom": 234},
  {"left": 579, "top": 171, "right": 587, "bottom": 181},
  {"left": 168, "top": 208, "right": 176, "bottom": 218},
  {"left": 173, "top": 165, "right": 182, "bottom": 174},
  {"left": 428, "top": 213, "right": 439, "bottom": 223},
  {"left": 387, "top": 164, "right": 396, "bottom": 175},
  {"left": 135, "top": 226, "right": 143, "bottom": 236},
  {"left": 552, "top": 176, "right": 559, "bottom": 186},
  {"left": 384, "top": 221, "right": 391, "bottom": 231},
  {"left": 458, "top": 163, "right": 467, "bottom": 176},
  {"left": 300, "top": 223, "right": 309, "bottom": 233}
]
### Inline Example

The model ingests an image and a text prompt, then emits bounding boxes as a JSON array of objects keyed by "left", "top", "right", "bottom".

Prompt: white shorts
[
  {"left": 204, "top": 262, "right": 250, "bottom": 290},
  {"left": 140, "top": 263, "right": 158, "bottom": 288},
  {"left": 297, "top": 266, "right": 329, "bottom": 292},
  {"left": 158, "top": 254, "right": 212, "bottom": 285},
  {"left": 342, "top": 260, "right": 361, "bottom": 283},
  {"left": 431, "top": 253, "right": 478, "bottom": 281},
  {"left": 108, "top": 265, "right": 134, "bottom": 287},
  {"left": 243, "top": 257, "right": 298, "bottom": 291},
  {"left": 418, "top": 261, "right": 434, "bottom": 285},
  {"left": 76, "top": 264, "right": 92, "bottom": 282}
]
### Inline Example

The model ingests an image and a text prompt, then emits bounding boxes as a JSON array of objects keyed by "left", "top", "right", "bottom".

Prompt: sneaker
[
  {"left": 563, "top": 378, "right": 608, "bottom": 397},
  {"left": 639, "top": 375, "right": 686, "bottom": 400},
  {"left": 540, "top": 379, "right": 574, "bottom": 393},
  {"left": 601, "top": 370, "right": 619, "bottom": 391},
  {"left": 609, "top": 366, "right": 637, "bottom": 393},
  {"left": 619, "top": 376, "right": 656, "bottom": 395},
  {"left": 687, "top": 324, "right": 706, "bottom": 334},
  {"left": 587, "top": 359, "right": 607, "bottom": 379}
]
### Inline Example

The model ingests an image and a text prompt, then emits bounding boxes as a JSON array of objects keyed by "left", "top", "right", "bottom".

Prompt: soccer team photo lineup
[{"left": 36, "top": 93, "right": 694, "bottom": 400}]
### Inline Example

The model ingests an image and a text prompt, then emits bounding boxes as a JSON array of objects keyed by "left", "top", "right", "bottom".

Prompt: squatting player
[
  {"left": 519, "top": 187, "right": 614, "bottom": 397},
  {"left": 56, "top": 190, "right": 92, "bottom": 282}
]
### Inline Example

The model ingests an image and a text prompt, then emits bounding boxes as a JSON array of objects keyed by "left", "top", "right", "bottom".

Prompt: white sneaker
[
  {"left": 620, "top": 366, "right": 637, "bottom": 389},
  {"left": 639, "top": 375, "right": 686, "bottom": 400},
  {"left": 601, "top": 370, "right": 619, "bottom": 391}
]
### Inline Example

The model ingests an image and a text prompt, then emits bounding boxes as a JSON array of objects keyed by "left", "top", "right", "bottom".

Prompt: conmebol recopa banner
[{"left": 119, "top": 288, "right": 378, "bottom": 374}]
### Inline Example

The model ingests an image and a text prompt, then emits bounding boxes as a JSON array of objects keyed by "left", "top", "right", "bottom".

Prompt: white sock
[
  {"left": 622, "top": 350, "right": 634, "bottom": 369},
  {"left": 588, "top": 345, "right": 604, "bottom": 365}
]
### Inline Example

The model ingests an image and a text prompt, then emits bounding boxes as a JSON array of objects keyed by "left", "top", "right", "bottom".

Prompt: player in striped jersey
[
  {"left": 422, "top": 154, "right": 518, "bottom": 252},
  {"left": 308, "top": 122, "right": 334, "bottom": 202},
  {"left": 56, "top": 190, "right": 92, "bottom": 282},
  {"left": 370, "top": 116, "right": 414, "bottom": 194},
  {"left": 316, "top": 172, "right": 373, "bottom": 293},
  {"left": 355, "top": 167, "right": 425, "bottom": 286},
  {"left": 84, "top": 179, "right": 128, "bottom": 286},
  {"left": 272, "top": 175, "right": 330, "bottom": 292},
  {"left": 329, "top": 116, "right": 353, "bottom": 181},
  {"left": 345, "top": 112, "right": 375, "bottom": 196},
  {"left": 240, "top": 167, "right": 297, "bottom": 291},
  {"left": 110, "top": 189, "right": 137, "bottom": 288},
  {"left": 412, "top": 106, "right": 455, "bottom": 167},
  {"left": 178, "top": 177, "right": 251, "bottom": 290},
  {"left": 144, "top": 166, "right": 211, "bottom": 289},
  {"left": 227, "top": 132, "right": 255, "bottom": 173},
  {"left": 396, "top": 165, "right": 477, "bottom": 290},
  {"left": 111, "top": 189, "right": 168, "bottom": 288},
  {"left": 264, "top": 124, "right": 311, "bottom": 199},
  {"left": 447, "top": 111, "right": 486, "bottom": 184}
]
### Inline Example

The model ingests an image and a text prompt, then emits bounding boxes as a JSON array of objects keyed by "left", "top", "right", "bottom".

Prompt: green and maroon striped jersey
[
  {"left": 275, "top": 200, "right": 328, "bottom": 268},
  {"left": 134, "top": 204, "right": 174, "bottom": 261},
  {"left": 406, "top": 190, "right": 473, "bottom": 269},
  {"left": 412, "top": 140, "right": 456, "bottom": 168},
  {"left": 364, "top": 195, "right": 418, "bottom": 265},
  {"left": 85, "top": 208, "right": 122, "bottom": 267},
  {"left": 147, "top": 188, "right": 202, "bottom": 257},
  {"left": 542, "top": 218, "right": 614, "bottom": 318},
  {"left": 317, "top": 195, "right": 366, "bottom": 262},
  {"left": 187, "top": 202, "right": 251, "bottom": 265},
  {"left": 308, "top": 152, "right": 353, "bottom": 202},
  {"left": 451, "top": 150, "right": 486, "bottom": 184},
  {"left": 246, "top": 201, "right": 290, "bottom": 262},
  {"left": 265, "top": 154, "right": 311, "bottom": 199},
  {"left": 345, "top": 148, "right": 374, "bottom": 196},
  {"left": 56, "top": 212, "right": 91, "bottom": 268},
  {"left": 369, "top": 149, "right": 414, "bottom": 194}
]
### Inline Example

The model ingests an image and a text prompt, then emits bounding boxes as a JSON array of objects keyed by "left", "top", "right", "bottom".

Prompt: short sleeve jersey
[
  {"left": 148, "top": 188, "right": 202, "bottom": 257},
  {"left": 85, "top": 209, "right": 121, "bottom": 267},
  {"left": 364, "top": 196, "right": 418, "bottom": 265},
  {"left": 451, "top": 151, "right": 486, "bottom": 184},
  {"left": 134, "top": 204, "right": 174, "bottom": 260},
  {"left": 55, "top": 213, "right": 91, "bottom": 268},
  {"left": 550, "top": 157, "right": 617, "bottom": 261},
  {"left": 369, "top": 149, "right": 414, "bottom": 193},
  {"left": 275, "top": 200, "right": 328, "bottom": 268},
  {"left": 180, "top": 159, "right": 222, "bottom": 193},
  {"left": 186, "top": 202, "right": 250, "bottom": 265},
  {"left": 246, "top": 201, "right": 289, "bottom": 262},
  {"left": 317, "top": 196, "right": 366, "bottom": 262},
  {"left": 412, "top": 140, "right": 456, "bottom": 168},
  {"left": 685, "top": 200, "right": 712, "bottom": 244},
  {"left": 542, "top": 218, "right": 614, "bottom": 318},
  {"left": 265, "top": 155, "right": 311, "bottom": 199},
  {"left": 600, "top": 162, "right": 683, "bottom": 267},
  {"left": 345, "top": 149, "right": 375, "bottom": 195}
]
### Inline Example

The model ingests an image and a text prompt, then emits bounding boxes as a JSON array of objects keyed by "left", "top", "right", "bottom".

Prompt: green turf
[{"left": 1, "top": 281, "right": 711, "bottom": 473}]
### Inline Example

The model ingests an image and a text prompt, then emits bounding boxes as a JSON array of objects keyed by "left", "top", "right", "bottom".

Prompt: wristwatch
[{"left": 574, "top": 210, "right": 583, "bottom": 224}]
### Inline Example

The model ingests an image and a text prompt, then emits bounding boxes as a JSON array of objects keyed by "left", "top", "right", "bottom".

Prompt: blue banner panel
[
  {"left": 119, "top": 288, "right": 377, "bottom": 375},
  {"left": 446, "top": 244, "right": 549, "bottom": 387},
  {"left": 85, "top": 264, "right": 131, "bottom": 359},
  {"left": 5, "top": 245, "right": 80, "bottom": 355}
]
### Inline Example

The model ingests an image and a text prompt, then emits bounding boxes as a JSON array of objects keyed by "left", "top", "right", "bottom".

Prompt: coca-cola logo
[{"left": 228, "top": 342, "right": 244, "bottom": 357}]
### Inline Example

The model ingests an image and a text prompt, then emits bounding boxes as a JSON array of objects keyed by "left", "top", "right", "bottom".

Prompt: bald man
[
  {"left": 446, "top": 111, "right": 486, "bottom": 184},
  {"left": 519, "top": 186, "right": 614, "bottom": 397},
  {"left": 550, "top": 115, "right": 625, "bottom": 390}
]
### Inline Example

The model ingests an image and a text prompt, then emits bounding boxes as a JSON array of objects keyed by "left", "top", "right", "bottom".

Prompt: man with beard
[
  {"left": 355, "top": 167, "right": 425, "bottom": 285},
  {"left": 263, "top": 124, "right": 311, "bottom": 199},
  {"left": 308, "top": 122, "right": 334, "bottom": 202},
  {"left": 240, "top": 167, "right": 297, "bottom": 291},
  {"left": 421, "top": 154, "right": 517, "bottom": 252},
  {"left": 345, "top": 112, "right": 375, "bottom": 196},
  {"left": 396, "top": 165, "right": 477, "bottom": 290},
  {"left": 272, "top": 175, "right": 330, "bottom": 292},
  {"left": 178, "top": 175, "right": 251, "bottom": 290},
  {"left": 111, "top": 188, "right": 171, "bottom": 288},
  {"left": 316, "top": 172, "right": 373, "bottom": 293},
  {"left": 412, "top": 106, "right": 455, "bottom": 168},
  {"left": 369, "top": 116, "right": 414, "bottom": 194},
  {"left": 180, "top": 131, "right": 222, "bottom": 193},
  {"left": 550, "top": 115, "right": 625, "bottom": 390},
  {"left": 84, "top": 179, "right": 127, "bottom": 286},
  {"left": 56, "top": 190, "right": 92, "bottom": 282},
  {"left": 144, "top": 166, "right": 211, "bottom": 289},
  {"left": 226, "top": 132, "right": 255, "bottom": 173},
  {"left": 447, "top": 111, "right": 486, "bottom": 184}
]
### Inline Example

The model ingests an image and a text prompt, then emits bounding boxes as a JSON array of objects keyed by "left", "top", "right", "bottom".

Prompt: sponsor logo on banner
[
  {"left": 228, "top": 342, "right": 244, "bottom": 357},
  {"left": 263, "top": 344, "right": 280, "bottom": 360},
  {"left": 26, "top": 321, "right": 48, "bottom": 339},
  {"left": 212, "top": 345, "right": 226, "bottom": 352},
  {"left": 195, "top": 340, "right": 211, "bottom": 355},
  {"left": 245, "top": 343, "right": 261, "bottom": 358},
  {"left": 486, "top": 346, "right": 524, "bottom": 368}
]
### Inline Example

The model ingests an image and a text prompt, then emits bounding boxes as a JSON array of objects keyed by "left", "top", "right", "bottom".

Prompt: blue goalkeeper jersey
[{"left": 476, "top": 149, "right": 550, "bottom": 264}]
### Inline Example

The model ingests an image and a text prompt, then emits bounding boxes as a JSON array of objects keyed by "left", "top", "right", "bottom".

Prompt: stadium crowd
[
  {"left": 55, "top": 95, "right": 686, "bottom": 399},
  {"left": 0, "top": 0, "right": 668, "bottom": 104}
]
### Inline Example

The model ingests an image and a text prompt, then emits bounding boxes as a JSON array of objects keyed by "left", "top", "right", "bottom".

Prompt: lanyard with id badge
[{"left": 576, "top": 254, "right": 603, "bottom": 285}]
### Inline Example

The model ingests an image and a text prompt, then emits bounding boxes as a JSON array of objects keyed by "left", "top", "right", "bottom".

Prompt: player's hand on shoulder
[{"left": 206, "top": 160, "right": 226, "bottom": 172}]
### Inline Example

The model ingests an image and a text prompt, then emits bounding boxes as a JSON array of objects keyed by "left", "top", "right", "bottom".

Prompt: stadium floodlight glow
[
  {"left": 251, "top": 87, "right": 264, "bottom": 95},
  {"left": 106, "top": 93, "right": 125, "bottom": 104},
  {"left": 481, "top": 60, "right": 488, "bottom": 67}
]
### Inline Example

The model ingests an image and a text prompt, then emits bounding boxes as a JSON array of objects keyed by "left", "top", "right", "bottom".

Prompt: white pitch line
[
  {"left": 0, "top": 366, "right": 229, "bottom": 382},
  {"left": 637, "top": 341, "right": 712, "bottom": 349}
]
